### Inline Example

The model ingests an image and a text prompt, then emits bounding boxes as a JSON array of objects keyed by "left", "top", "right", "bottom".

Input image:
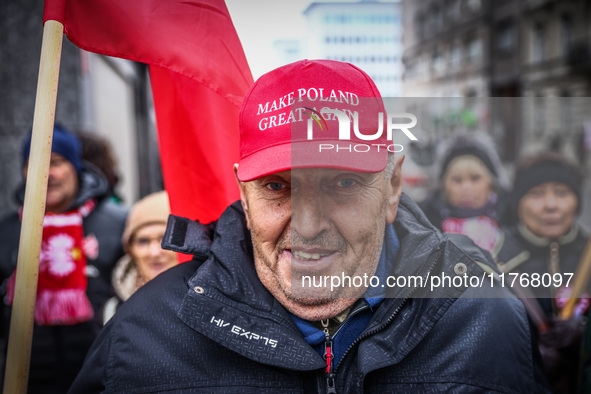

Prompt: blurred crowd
[
  {"left": 0, "top": 126, "right": 177, "bottom": 393},
  {"left": 0, "top": 125, "right": 589, "bottom": 393},
  {"left": 419, "top": 133, "right": 589, "bottom": 393}
]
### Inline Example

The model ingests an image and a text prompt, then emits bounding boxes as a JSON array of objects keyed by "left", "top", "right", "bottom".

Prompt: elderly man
[
  {"left": 495, "top": 152, "right": 589, "bottom": 393},
  {"left": 70, "top": 60, "right": 547, "bottom": 393},
  {"left": 0, "top": 125, "right": 127, "bottom": 393}
]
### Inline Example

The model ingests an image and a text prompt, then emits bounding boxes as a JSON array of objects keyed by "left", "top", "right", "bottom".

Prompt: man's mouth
[{"left": 292, "top": 250, "right": 331, "bottom": 261}]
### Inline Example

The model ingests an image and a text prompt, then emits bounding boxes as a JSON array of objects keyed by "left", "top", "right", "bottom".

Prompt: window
[
  {"left": 432, "top": 6, "right": 443, "bottom": 31},
  {"left": 446, "top": 0, "right": 461, "bottom": 21},
  {"left": 533, "top": 22, "right": 546, "bottom": 62},
  {"left": 449, "top": 42, "right": 462, "bottom": 69},
  {"left": 432, "top": 50, "right": 446, "bottom": 74},
  {"left": 417, "top": 57, "right": 428, "bottom": 80},
  {"left": 465, "top": 37, "right": 482, "bottom": 63},
  {"left": 497, "top": 21, "right": 516, "bottom": 53},
  {"left": 416, "top": 12, "right": 426, "bottom": 41},
  {"left": 466, "top": 0, "right": 481, "bottom": 12},
  {"left": 560, "top": 14, "right": 573, "bottom": 57}
]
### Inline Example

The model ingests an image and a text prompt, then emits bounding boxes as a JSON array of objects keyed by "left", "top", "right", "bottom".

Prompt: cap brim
[{"left": 236, "top": 140, "right": 388, "bottom": 182}]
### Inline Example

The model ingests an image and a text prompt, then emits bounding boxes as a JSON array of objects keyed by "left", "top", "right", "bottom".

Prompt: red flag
[{"left": 44, "top": 0, "right": 253, "bottom": 222}]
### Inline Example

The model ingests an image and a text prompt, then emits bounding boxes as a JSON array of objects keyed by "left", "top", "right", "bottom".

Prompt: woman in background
[
  {"left": 421, "top": 134, "right": 510, "bottom": 254},
  {"left": 495, "top": 152, "right": 588, "bottom": 393},
  {"left": 103, "top": 190, "right": 177, "bottom": 323}
]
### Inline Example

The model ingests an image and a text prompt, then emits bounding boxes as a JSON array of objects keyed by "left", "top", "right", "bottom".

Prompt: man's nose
[
  {"left": 291, "top": 193, "right": 330, "bottom": 240},
  {"left": 47, "top": 166, "right": 57, "bottom": 180}
]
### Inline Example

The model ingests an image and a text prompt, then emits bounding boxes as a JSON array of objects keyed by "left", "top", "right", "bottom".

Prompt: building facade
[
  {"left": 401, "top": 0, "right": 591, "bottom": 160},
  {"left": 303, "top": 0, "right": 403, "bottom": 97},
  {"left": 402, "top": 0, "right": 490, "bottom": 97}
]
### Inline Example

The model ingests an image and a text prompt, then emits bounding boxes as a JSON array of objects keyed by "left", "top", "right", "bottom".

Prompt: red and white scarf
[
  {"left": 6, "top": 199, "right": 96, "bottom": 325},
  {"left": 441, "top": 215, "right": 502, "bottom": 253}
]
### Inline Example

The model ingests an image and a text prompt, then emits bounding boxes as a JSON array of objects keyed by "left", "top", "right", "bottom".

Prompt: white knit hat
[{"left": 122, "top": 191, "right": 170, "bottom": 251}]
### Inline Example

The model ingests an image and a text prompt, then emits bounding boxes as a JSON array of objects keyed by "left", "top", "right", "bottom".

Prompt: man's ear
[
  {"left": 386, "top": 154, "right": 405, "bottom": 224},
  {"left": 234, "top": 164, "right": 252, "bottom": 230}
]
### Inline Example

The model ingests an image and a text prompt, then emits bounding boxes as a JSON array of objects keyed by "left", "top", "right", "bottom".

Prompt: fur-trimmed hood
[{"left": 111, "top": 254, "right": 139, "bottom": 302}]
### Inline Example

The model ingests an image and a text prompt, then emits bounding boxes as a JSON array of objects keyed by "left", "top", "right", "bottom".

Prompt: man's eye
[
  {"left": 265, "top": 182, "right": 285, "bottom": 191},
  {"left": 50, "top": 159, "right": 65, "bottom": 167},
  {"left": 337, "top": 178, "right": 357, "bottom": 188}
]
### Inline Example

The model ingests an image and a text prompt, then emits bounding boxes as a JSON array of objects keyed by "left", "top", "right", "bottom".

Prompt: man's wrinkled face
[
  {"left": 235, "top": 156, "right": 403, "bottom": 321},
  {"left": 518, "top": 182, "right": 578, "bottom": 239},
  {"left": 24, "top": 153, "right": 79, "bottom": 213}
]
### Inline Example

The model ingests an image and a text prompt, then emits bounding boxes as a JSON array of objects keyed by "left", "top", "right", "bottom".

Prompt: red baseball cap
[{"left": 237, "top": 59, "right": 389, "bottom": 181}]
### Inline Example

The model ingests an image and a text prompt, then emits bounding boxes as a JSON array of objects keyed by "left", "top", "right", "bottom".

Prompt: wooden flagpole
[
  {"left": 3, "top": 19, "right": 64, "bottom": 394},
  {"left": 560, "top": 238, "right": 591, "bottom": 320}
]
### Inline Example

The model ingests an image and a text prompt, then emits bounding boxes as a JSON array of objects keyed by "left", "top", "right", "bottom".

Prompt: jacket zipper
[
  {"left": 321, "top": 304, "right": 370, "bottom": 394},
  {"left": 332, "top": 254, "right": 440, "bottom": 381},
  {"left": 319, "top": 294, "right": 412, "bottom": 393},
  {"left": 319, "top": 300, "right": 404, "bottom": 394},
  {"left": 322, "top": 320, "right": 337, "bottom": 394},
  {"left": 318, "top": 246, "right": 441, "bottom": 393}
]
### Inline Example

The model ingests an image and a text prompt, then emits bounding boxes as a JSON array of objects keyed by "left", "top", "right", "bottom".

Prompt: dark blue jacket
[
  {"left": 70, "top": 195, "right": 548, "bottom": 393},
  {"left": 495, "top": 224, "right": 589, "bottom": 393}
]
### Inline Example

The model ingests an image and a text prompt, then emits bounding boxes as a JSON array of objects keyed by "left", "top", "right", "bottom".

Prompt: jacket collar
[{"left": 517, "top": 222, "right": 579, "bottom": 247}]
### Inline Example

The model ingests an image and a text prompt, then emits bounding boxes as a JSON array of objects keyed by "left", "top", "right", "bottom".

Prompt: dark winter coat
[
  {"left": 69, "top": 195, "right": 548, "bottom": 393},
  {"left": 495, "top": 223, "right": 589, "bottom": 312},
  {"left": 0, "top": 163, "right": 127, "bottom": 393},
  {"left": 495, "top": 224, "right": 589, "bottom": 393}
]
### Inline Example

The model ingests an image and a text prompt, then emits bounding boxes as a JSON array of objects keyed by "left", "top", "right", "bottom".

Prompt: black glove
[{"left": 538, "top": 317, "right": 584, "bottom": 393}]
